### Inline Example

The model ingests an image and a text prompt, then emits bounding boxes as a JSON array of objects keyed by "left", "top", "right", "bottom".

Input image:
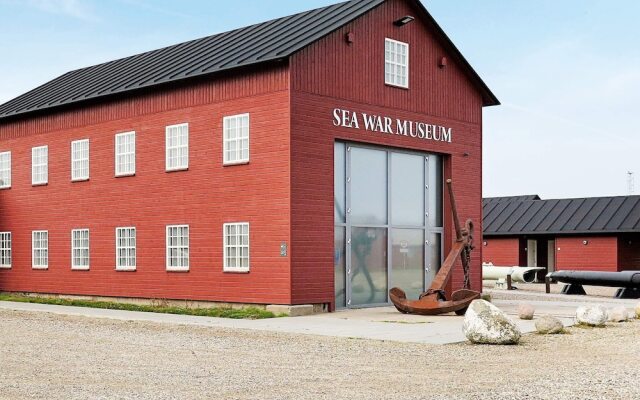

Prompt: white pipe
[{"left": 482, "top": 263, "right": 545, "bottom": 283}]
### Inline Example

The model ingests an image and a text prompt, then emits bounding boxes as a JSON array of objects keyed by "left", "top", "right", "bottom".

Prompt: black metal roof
[
  {"left": 483, "top": 195, "right": 640, "bottom": 236},
  {"left": 0, "top": 0, "right": 499, "bottom": 122}
]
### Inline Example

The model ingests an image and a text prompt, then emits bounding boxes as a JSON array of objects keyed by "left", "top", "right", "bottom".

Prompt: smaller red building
[{"left": 482, "top": 195, "right": 640, "bottom": 274}]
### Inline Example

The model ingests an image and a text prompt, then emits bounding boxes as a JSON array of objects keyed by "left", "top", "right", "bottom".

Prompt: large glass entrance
[{"left": 334, "top": 142, "right": 443, "bottom": 308}]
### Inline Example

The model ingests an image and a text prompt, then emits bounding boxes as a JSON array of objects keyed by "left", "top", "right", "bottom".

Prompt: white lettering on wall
[{"left": 332, "top": 108, "right": 453, "bottom": 143}]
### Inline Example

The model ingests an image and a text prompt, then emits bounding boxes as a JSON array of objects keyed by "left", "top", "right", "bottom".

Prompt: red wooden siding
[
  {"left": 555, "top": 237, "right": 618, "bottom": 272},
  {"left": 289, "top": 0, "right": 484, "bottom": 307},
  {"left": 0, "top": 67, "right": 293, "bottom": 305},
  {"left": 482, "top": 238, "right": 521, "bottom": 266}
]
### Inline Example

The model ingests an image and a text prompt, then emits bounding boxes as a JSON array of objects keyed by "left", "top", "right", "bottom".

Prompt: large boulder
[
  {"left": 576, "top": 305, "right": 608, "bottom": 327},
  {"left": 535, "top": 315, "right": 564, "bottom": 334},
  {"left": 608, "top": 306, "right": 629, "bottom": 323},
  {"left": 462, "top": 300, "right": 521, "bottom": 345},
  {"left": 517, "top": 304, "right": 535, "bottom": 320}
]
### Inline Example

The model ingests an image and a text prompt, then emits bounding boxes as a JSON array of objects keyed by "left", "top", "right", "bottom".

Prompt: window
[
  {"left": 0, "top": 151, "right": 10, "bottom": 189},
  {"left": 115, "top": 131, "right": 135, "bottom": 176},
  {"left": 385, "top": 38, "right": 409, "bottom": 88},
  {"left": 223, "top": 114, "right": 249, "bottom": 165},
  {"left": 166, "top": 123, "right": 189, "bottom": 171},
  {"left": 166, "top": 225, "right": 189, "bottom": 271},
  {"left": 32, "top": 230, "right": 48, "bottom": 269},
  {"left": 71, "top": 229, "right": 90, "bottom": 270},
  {"left": 0, "top": 232, "right": 11, "bottom": 268},
  {"left": 223, "top": 223, "right": 249, "bottom": 272},
  {"left": 115, "top": 227, "right": 136, "bottom": 271},
  {"left": 32, "top": 146, "right": 48, "bottom": 185},
  {"left": 71, "top": 139, "right": 89, "bottom": 181}
]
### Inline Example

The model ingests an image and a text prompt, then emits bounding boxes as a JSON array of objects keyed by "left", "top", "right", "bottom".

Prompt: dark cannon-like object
[{"left": 547, "top": 270, "right": 640, "bottom": 299}]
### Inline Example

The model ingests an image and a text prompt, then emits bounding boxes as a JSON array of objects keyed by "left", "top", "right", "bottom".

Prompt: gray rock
[
  {"left": 608, "top": 306, "right": 629, "bottom": 323},
  {"left": 517, "top": 303, "right": 535, "bottom": 320},
  {"left": 462, "top": 300, "right": 521, "bottom": 345},
  {"left": 576, "top": 305, "right": 608, "bottom": 327},
  {"left": 535, "top": 315, "right": 564, "bottom": 334}
]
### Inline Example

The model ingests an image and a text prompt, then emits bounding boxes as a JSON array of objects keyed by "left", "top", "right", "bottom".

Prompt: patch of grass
[
  {"left": 480, "top": 294, "right": 492, "bottom": 302},
  {"left": 574, "top": 323, "right": 607, "bottom": 329},
  {"left": 0, "top": 294, "right": 279, "bottom": 320}
]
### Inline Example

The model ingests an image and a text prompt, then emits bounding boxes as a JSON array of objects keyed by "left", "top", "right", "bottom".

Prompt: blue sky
[{"left": 0, "top": 0, "right": 638, "bottom": 198}]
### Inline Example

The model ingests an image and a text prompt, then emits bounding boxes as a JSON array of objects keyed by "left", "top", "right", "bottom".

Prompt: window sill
[
  {"left": 32, "top": 182, "right": 48, "bottom": 187},
  {"left": 116, "top": 267, "right": 136, "bottom": 272},
  {"left": 32, "top": 266, "right": 48, "bottom": 270},
  {"left": 0, "top": 265, "right": 11, "bottom": 269},
  {"left": 166, "top": 267, "right": 190, "bottom": 272},
  {"left": 385, "top": 82, "right": 409, "bottom": 90},
  {"left": 223, "top": 160, "right": 250, "bottom": 167},
  {"left": 223, "top": 269, "right": 250, "bottom": 274},
  {"left": 71, "top": 266, "right": 90, "bottom": 271},
  {"left": 72, "top": 178, "right": 90, "bottom": 183},
  {"left": 0, "top": 186, "right": 11, "bottom": 190},
  {"left": 115, "top": 173, "right": 136, "bottom": 178},
  {"left": 166, "top": 167, "right": 189, "bottom": 173}
]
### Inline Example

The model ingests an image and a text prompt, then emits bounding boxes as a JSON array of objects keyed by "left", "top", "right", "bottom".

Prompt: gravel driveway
[{"left": 1, "top": 309, "right": 639, "bottom": 400}]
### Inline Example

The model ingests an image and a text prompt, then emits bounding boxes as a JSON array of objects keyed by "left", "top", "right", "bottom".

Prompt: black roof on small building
[
  {"left": 0, "top": 0, "right": 499, "bottom": 122},
  {"left": 483, "top": 195, "right": 640, "bottom": 236}
]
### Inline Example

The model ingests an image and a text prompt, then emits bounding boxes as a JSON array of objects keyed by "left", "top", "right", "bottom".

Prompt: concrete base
[{"left": 266, "top": 304, "right": 315, "bottom": 317}]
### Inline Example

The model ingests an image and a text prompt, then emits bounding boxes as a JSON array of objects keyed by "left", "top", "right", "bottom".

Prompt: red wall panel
[
  {"left": 482, "top": 238, "right": 521, "bottom": 266},
  {"left": 0, "top": 67, "right": 294, "bottom": 305},
  {"left": 555, "top": 236, "right": 618, "bottom": 272},
  {"left": 289, "top": 0, "right": 485, "bottom": 307}
]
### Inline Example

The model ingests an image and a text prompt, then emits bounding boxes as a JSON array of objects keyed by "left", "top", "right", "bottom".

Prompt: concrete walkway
[{"left": 1, "top": 294, "right": 636, "bottom": 345}]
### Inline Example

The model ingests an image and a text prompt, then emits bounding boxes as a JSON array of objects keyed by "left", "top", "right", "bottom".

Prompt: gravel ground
[{"left": 1, "top": 309, "right": 639, "bottom": 400}]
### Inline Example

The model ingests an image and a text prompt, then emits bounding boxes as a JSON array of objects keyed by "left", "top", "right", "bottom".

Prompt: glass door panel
[
  {"left": 391, "top": 153, "right": 425, "bottom": 226},
  {"left": 350, "top": 148, "right": 387, "bottom": 225},
  {"left": 427, "top": 232, "right": 442, "bottom": 287},
  {"left": 391, "top": 229, "right": 424, "bottom": 300},
  {"left": 334, "top": 227, "right": 347, "bottom": 309},
  {"left": 350, "top": 227, "right": 388, "bottom": 306}
]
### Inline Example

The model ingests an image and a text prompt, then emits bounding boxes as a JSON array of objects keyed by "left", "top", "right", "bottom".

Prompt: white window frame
[
  {"left": 71, "top": 229, "right": 90, "bottom": 270},
  {"left": 0, "top": 151, "right": 11, "bottom": 189},
  {"left": 385, "top": 38, "right": 409, "bottom": 89},
  {"left": 223, "top": 222, "right": 250, "bottom": 273},
  {"left": 32, "top": 230, "right": 48, "bottom": 270},
  {"left": 165, "top": 123, "right": 189, "bottom": 171},
  {"left": 32, "top": 145, "right": 48, "bottom": 185},
  {"left": 115, "top": 131, "right": 136, "bottom": 177},
  {"left": 166, "top": 225, "right": 189, "bottom": 272},
  {"left": 71, "top": 139, "right": 90, "bottom": 182},
  {"left": 223, "top": 114, "right": 250, "bottom": 166},
  {"left": 0, "top": 232, "right": 11, "bottom": 269},
  {"left": 115, "top": 227, "right": 136, "bottom": 271}
]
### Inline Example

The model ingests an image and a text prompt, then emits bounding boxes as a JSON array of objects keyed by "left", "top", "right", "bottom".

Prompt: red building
[
  {"left": 0, "top": 0, "right": 498, "bottom": 311},
  {"left": 483, "top": 195, "right": 640, "bottom": 273}
]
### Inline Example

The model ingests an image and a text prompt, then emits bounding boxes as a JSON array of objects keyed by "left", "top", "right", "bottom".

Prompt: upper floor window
[
  {"left": 166, "top": 123, "right": 189, "bottom": 171},
  {"left": 223, "top": 222, "right": 250, "bottom": 272},
  {"left": 32, "top": 145, "right": 48, "bottom": 185},
  {"left": 115, "top": 131, "right": 136, "bottom": 177},
  {"left": 0, "top": 151, "right": 11, "bottom": 189},
  {"left": 0, "top": 232, "right": 11, "bottom": 269},
  {"left": 223, "top": 114, "right": 249, "bottom": 165},
  {"left": 71, "top": 229, "right": 90, "bottom": 270},
  {"left": 32, "top": 230, "right": 48, "bottom": 269},
  {"left": 385, "top": 38, "right": 409, "bottom": 88},
  {"left": 71, "top": 139, "right": 90, "bottom": 181},
  {"left": 166, "top": 225, "right": 189, "bottom": 272}
]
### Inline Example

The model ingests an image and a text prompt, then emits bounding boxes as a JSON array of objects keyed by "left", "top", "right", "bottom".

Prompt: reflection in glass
[
  {"left": 391, "top": 229, "right": 424, "bottom": 300},
  {"left": 350, "top": 227, "right": 388, "bottom": 305},
  {"left": 391, "top": 153, "right": 424, "bottom": 226},
  {"left": 334, "top": 227, "right": 346, "bottom": 308},
  {"left": 351, "top": 148, "right": 387, "bottom": 225},
  {"left": 334, "top": 143, "right": 346, "bottom": 224},
  {"left": 428, "top": 155, "right": 443, "bottom": 228},
  {"left": 427, "top": 232, "right": 442, "bottom": 286}
]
